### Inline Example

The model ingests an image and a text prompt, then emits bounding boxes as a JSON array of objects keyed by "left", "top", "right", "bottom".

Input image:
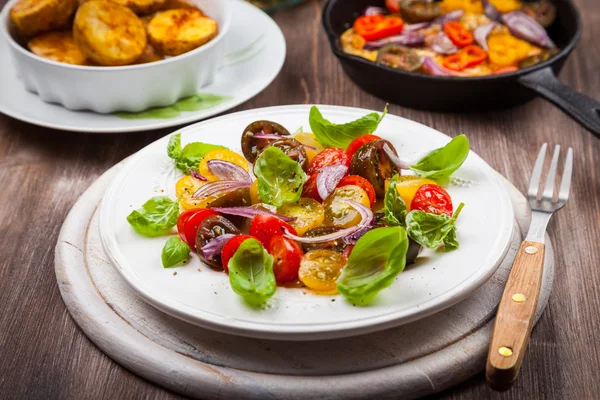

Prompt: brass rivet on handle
[
  {"left": 512, "top": 293, "right": 527, "bottom": 303},
  {"left": 498, "top": 346, "right": 513, "bottom": 357},
  {"left": 525, "top": 246, "right": 538, "bottom": 254}
]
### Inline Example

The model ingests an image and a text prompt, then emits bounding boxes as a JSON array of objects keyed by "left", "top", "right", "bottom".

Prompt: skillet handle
[{"left": 518, "top": 67, "right": 600, "bottom": 138}]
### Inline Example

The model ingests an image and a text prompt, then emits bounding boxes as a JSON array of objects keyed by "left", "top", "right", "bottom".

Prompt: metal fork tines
[{"left": 525, "top": 143, "right": 573, "bottom": 244}]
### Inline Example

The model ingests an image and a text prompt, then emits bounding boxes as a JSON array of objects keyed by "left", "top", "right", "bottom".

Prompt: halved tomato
[
  {"left": 267, "top": 235, "right": 303, "bottom": 283},
  {"left": 249, "top": 214, "right": 297, "bottom": 248},
  {"left": 410, "top": 184, "right": 453, "bottom": 216},
  {"left": 308, "top": 148, "right": 351, "bottom": 174},
  {"left": 182, "top": 209, "right": 219, "bottom": 250},
  {"left": 221, "top": 234, "right": 254, "bottom": 273},
  {"left": 346, "top": 135, "right": 381, "bottom": 162},
  {"left": 337, "top": 175, "right": 377, "bottom": 206}
]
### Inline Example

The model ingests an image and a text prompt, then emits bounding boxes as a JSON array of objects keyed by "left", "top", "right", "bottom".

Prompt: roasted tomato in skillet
[
  {"left": 350, "top": 139, "right": 401, "bottom": 197},
  {"left": 241, "top": 120, "right": 290, "bottom": 163},
  {"left": 377, "top": 45, "right": 424, "bottom": 72},
  {"left": 196, "top": 215, "right": 240, "bottom": 270},
  {"left": 399, "top": 0, "right": 442, "bottom": 23},
  {"left": 308, "top": 148, "right": 351, "bottom": 174},
  {"left": 523, "top": 0, "right": 557, "bottom": 28},
  {"left": 261, "top": 138, "right": 309, "bottom": 171},
  {"left": 518, "top": 48, "right": 559, "bottom": 69}
]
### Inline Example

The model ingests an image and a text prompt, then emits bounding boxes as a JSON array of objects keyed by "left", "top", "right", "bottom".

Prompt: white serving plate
[
  {"left": 0, "top": 0, "right": 285, "bottom": 132},
  {"left": 99, "top": 105, "right": 515, "bottom": 341}
]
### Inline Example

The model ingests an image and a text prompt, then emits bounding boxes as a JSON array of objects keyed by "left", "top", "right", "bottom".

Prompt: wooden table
[{"left": 1, "top": 0, "right": 599, "bottom": 398}]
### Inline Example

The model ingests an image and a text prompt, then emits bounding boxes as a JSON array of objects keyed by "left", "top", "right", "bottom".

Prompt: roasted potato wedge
[
  {"left": 78, "top": 0, "right": 167, "bottom": 15},
  {"left": 147, "top": 9, "right": 217, "bottom": 56},
  {"left": 74, "top": 1, "right": 147, "bottom": 66},
  {"left": 28, "top": 30, "right": 88, "bottom": 65},
  {"left": 10, "top": 0, "right": 76, "bottom": 37},
  {"left": 135, "top": 44, "right": 163, "bottom": 64}
]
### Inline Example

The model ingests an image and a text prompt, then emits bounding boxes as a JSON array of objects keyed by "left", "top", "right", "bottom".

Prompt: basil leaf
[
  {"left": 254, "top": 146, "right": 307, "bottom": 207},
  {"left": 228, "top": 238, "right": 276, "bottom": 307},
  {"left": 410, "top": 135, "right": 469, "bottom": 183},
  {"left": 308, "top": 105, "right": 388, "bottom": 149},
  {"left": 167, "top": 133, "right": 182, "bottom": 160},
  {"left": 337, "top": 227, "right": 409, "bottom": 305},
  {"left": 166, "top": 134, "right": 228, "bottom": 174},
  {"left": 406, "top": 203, "right": 464, "bottom": 249},
  {"left": 161, "top": 237, "right": 191, "bottom": 268},
  {"left": 126, "top": 196, "right": 180, "bottom": 237},
  {"left": 443, "top": 226, "right": 459, "bottom": 250},
  {"left": 383, "top": 174, "right": 407, "bottom": 226}
]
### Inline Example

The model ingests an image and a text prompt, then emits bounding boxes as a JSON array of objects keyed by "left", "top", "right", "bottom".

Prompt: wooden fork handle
[{"left": 486, "top": 241, "right": 545, "bottom": 391}]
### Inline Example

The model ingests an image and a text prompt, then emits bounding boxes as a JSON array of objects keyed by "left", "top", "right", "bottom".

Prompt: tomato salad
[
  {"left": 127, "top": 106, "right": 470, "bottom": 306},
  {"left": 341, "top": 0, "right": 558, "bottom": 76}
]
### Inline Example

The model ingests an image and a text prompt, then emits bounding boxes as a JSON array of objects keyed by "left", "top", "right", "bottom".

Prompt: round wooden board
[{"left": 55, "top": 161, "right": 555, "bottom": 400}]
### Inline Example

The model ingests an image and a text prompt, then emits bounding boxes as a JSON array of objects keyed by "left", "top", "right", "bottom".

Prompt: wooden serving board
[{"left": 54, "top": 162, "right": 555, "bottom": 399}]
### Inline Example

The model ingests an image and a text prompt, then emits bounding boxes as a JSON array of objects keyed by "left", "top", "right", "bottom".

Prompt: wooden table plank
[{"left": 1, "top": 0, "right": 599, "bottom": 398}]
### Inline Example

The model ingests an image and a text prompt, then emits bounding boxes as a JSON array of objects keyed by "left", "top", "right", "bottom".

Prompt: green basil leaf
[
  {"left": 308, "top": 105, "right": 388, "bottom": 149},
  {"left": 174, "top": 142, "right": 228, "bottom": 174},
  {"left": 167, "top": 133, "right": 182, "bottom": 160},
  {"left": 383, "top": 174, "right": 407, "bottom": 226},
  {"left": 337, "top": 227, "right": 409, "bottom": 305},
  {"left": 443, "top": 226, "right": 459, "bottom": 251},
  {"left": 161, "top": 237, "right": 191, "bottom": 268},
  {"left": 228, "top": 238, "right": 276, "bottom": 307},
  {"left": 406, "top": 203, "right": 464, "bottom": 249},
  {"left": 126, "top": 196, "right": 180, "bottom": 237},
  {"left": 410, "top": 135, "right": 470, "bottom": 183},
  {"left": 254, "top": 146, "right": 307, "bottom": 207}
]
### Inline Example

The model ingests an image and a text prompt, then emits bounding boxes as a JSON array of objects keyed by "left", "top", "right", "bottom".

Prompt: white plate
[
  {"left": 0, "top": 0, "right": 285, "bottom": 133},
  {"left": 99, "top": 105, "right": 515, "bottom": 341}
]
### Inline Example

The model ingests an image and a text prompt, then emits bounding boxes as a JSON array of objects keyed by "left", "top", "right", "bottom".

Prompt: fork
[{"left": 486, "top": 144, "right": 573, "bottom": 391}]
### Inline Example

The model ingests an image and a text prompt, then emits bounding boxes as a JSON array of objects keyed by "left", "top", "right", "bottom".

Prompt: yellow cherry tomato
[
  {"left": 489, "top": 0, "right": 522, "bottom": 13},
  {"left": 440, "top": 0, "right": 483, "bottom": 14},
  {"left": 294, "top": 132, "right": 325, "bottom": 162},
  {"left": 176, "top": 175, "right": 209, "bottom": 210},
  {"left": 277, "top": 198, "right": 325, "bottom": 235},
  {"left": 198, "top": 149, "right": 249, "bottom": 181},
  {"left": 299, "top": 249, "right": 347, "bottom": 292},
  {"left": 324, "top": 185, "right": 371, "bottom": 228},
  {"left": 394, "top": 176, "right": 437, "bottom": 211},
  {"left": 250, "top": 180, "right": 261, "bottom": 204},
  {"left": 488, "top": 34, "right": 540, "bottom": 67}
]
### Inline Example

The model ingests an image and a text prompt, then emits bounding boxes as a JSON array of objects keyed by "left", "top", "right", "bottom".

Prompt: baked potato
[
  {"left": 27, "top": 30, "right": 88, "bottom": 65},
  {"left": 78, "top": 0, "right": 167, "bottom": 15},
  {"left": 147, "top": 9, "right": 217, "bottom": 56},
  {"left": 73, "top": 1, "right": 147, "bottom": 66},
  {"left": 10, "top": 0, "right": 77, "bottom": 37}
]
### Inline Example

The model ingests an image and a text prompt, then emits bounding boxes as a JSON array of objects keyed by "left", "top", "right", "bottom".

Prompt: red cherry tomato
[
  {"left": 337, "top": 175, "right": 377, "bottom": 206},
  {"left": 221, "top": 234, "right": 254, "bottom": 273},
  {"left": 385, "top": 0, "right": 401, "bottom": 12},
  {"left": 249, "top": 215, "right": 297, "bottom": 248},
  {"left": 182, "top": 209, "right": 219, "bottom": 250},
  {"left": 346, "top": 135, "right": 381, "bottom": 161},
  {"left": 308, "top": 148, "right": 350, "bottom": 174},
  {"left": 302, "top": 172, "right": 321, "bottom": 201},
  {"left": 177, "top": 210, "right": 197, "bottom": 241},
  {"left": 410, "top": 184, "right": 453, "bottom": 216},
  {"left": 267, "top": 236, "right": 303, "bottom": 283}
]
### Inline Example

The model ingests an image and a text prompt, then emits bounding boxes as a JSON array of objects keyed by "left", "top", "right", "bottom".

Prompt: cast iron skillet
[{"left": 323, "top": 0, "right": 600, "bottom": 138}]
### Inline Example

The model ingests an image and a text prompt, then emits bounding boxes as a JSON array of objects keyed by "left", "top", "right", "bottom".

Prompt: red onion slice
[
  {"left": 252, "top": 133, "right": 283, "bottom": 140},
  {"left": 283, "top": 200, "right": 373, "bottom": 244},
  {"left": 383, "top": 143, "right": 414, "bottom": 170},
  {"left": 364, "top": 31, "right": 426, "bottom": 50},
  {"left": 429, "top": 32, "right": 458, "bottom": 55},
  {"left": 482, "top": 0, "right": 501, "bottom": 21},
  {"left": 302, "top": 144, "right": 317, "bottom": 151},
  {"left": 474, "top": 22, "right": 496, "bottom": 52},
  {"left": 316, "top": 164, "right": 349, "bottom": 200},
  {"left": 192, "top": 180, "right": 251, "bottom": 199},
  {"left": 201, "top": 234, "right": 235, "bottom": 261},
  {"left": 404, "top": 22, "right": 430, "bottom": 32},
  {"left": 364, "top": 6, "right": 387, "bottom": 16},
  {"left": 432, "top": 10, "right": 464, "bottom": 26},
  {"left": 423, "top": 56, "right": 467, "bottom": 77},
  {"left": 210, "top": 206, "right": 296, "bottom": 222},
  {"left": 188, "top": 169, "right": 207, "bottom": 181},
  {"left": 501, "top": 11, "right": 556, "bottom": 48},
  {"left": 207, "top": 160, "right": 251, "bottom": 183}
]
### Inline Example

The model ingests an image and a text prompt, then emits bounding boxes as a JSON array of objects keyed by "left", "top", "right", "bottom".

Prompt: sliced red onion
[
  {"left": 404, "top": 22, "right": 430, "bottom": 31},
  {"left": 432, "top": 10, "right": 464, "bottom": 26},
  {"left": 316, "top": 164, "right": 348, "bottom": 200},
  {"left": 210, "top": 206, "right": 296, "bottom": 222},
  {"left": 423, "top": 56, "right": 466, "bottom": 77},
  {"left": 303, "top": 144, "right": 317, "bottom": 151},
  {"left": 201, "top": 234, "right": 235, "bottom": 261},
  {"left": 188, "top": 169, "right": 207, "bottom": 181},
  {"left": 383, "top": 143, "right": 414, "bottom": 170},
  {"left": 364, "top": 6, "right": 387, "bottom": 16},
  {"left": 363, "top": 31, "right": 426, "bottom": 50},
  {"left": 192, "top": 180, "right": 251, "bottom": 199},
  {"left": 207, "top": 160, "right": 251, "bottom": 183},
  {"left": 252, "top": 133, "right": 283, "bottom": 140},
  {"left": 482, "top": 0, "right": 501, "bottom": 21},
  {"left": 283, "top": 200, "right": 373, "bottom": 244},
  {"left": 474, "top": 22, "right": 496, "bottom": 52},
  {"left": 429, "top": 32, "right": 458, "bottom": 55},
  {"left": 501, "top": 11, "right": 556, "bottom": 48}
]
